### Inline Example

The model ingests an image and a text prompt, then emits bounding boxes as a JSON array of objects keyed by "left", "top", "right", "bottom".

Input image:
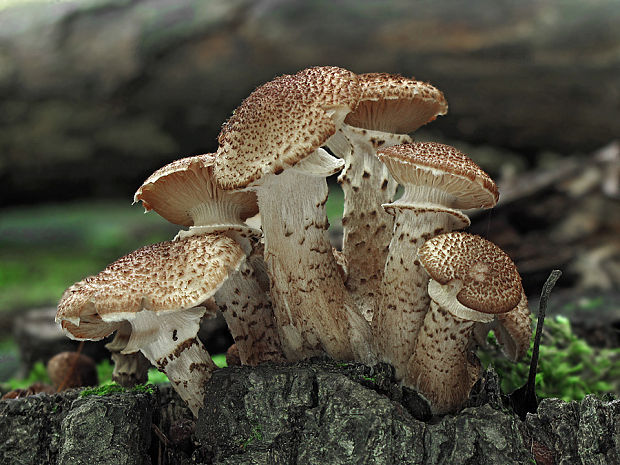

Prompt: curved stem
[
  {"left": 257, "top": 165, "right": 372, "bottom": 362},
  {"left": 406, "top": 301, "right": 476, "bottom": 414},
  {"left": 374, "top": 209, "right": 466, "bottom": 380},
  {"left": 215, "top": 260, "right": 285, "bottom": 365},
  {"left": 329, "top": 127, "right": 410, "bottom": 321}
]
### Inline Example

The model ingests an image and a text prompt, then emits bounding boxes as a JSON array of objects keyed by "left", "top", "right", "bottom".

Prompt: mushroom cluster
[{"left": 56, "top": 66, "right": 532, "bottom": 416}]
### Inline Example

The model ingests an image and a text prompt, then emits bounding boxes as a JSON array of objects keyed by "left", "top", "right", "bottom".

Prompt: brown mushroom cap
[
  {"left": 344, "top": 73, "right": 448, "bottom": 134},
  {"left": 418, "top": 232, "right": 523, "bottom": 314},
  {"left": 56, "top": 234, "right": 245, "bottom": 339},
  {"left": 495, "top": 291, "right": 532, "bottom": 361},
  {"left": 377, "top": 142, "right": 499, "bottom": 210},
  {"left": 134, "top": 154, "right": 258, "bottom": 227},
  {"left": 214, "top": 66, "right": 360, "bottom": 190},
  {"left": 47, "top": 351, "right": 98, "bottom": 390}
]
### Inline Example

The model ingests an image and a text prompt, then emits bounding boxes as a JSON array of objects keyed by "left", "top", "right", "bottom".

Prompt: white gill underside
[
  {"left": 122, "top": 307, "right": 217, "bottom": 417},
  {"left": 427, "top": 279, "right": 494, "bottom": 323},
  {"left": 327, "top": 125, "right": 411, "bottom": 322},
  {"left": 257, "top": 149, "right": 373, "bottom": 362},
  {"left": 173, "top": 201, "right": 261, "bottom": 255},
  {"left": 214, "top": 260, "right": 284, "bottom": 365}
]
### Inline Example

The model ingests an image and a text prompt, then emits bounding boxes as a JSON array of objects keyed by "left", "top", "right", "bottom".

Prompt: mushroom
[
  {"left": 214, "top": 66, "right": 373, "bottom": 362},
  {"left": 407, "top": 232, "right": 524, "bottom": 414},
  {"left": 325, "top": 73, "right": 448, "bottom": 321},
  {"left": 104, "top": 322, "right": 151, "bottom": 387},
  {"left": 372, "top": 142, "right": 498, "bottom": 380},
  {"left": 134, "top": 154, "right": 259, "bottom": 249},
  {"left": 56, "top": 233, "right": 246, "bottom": 416},
  {"left": 47, "top": 351, "right": 98, "bottom": 391},
  {"left": 474, "top": 290, "right": 532, "bottom": 361},
  {"left": 134, "top": 154, "right": 284, "bottom": 365}
]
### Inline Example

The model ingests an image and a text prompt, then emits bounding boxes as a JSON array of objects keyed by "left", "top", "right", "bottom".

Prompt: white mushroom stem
[
  {"left": 327, "top": 126, "right": 411, "bottom": 322},
  {"left": 105, "top": 322, "right": 150, "bottom": 387},
  {"left": 405, "top": 280, "right": 494, "bottom": 414},
  {"left": 121, "top": 307, "right": 217, "bottom": 417},
  {"left": 175, "top": 201, "right": 261, "bottom": 256},
  {"left": 373, "top": 206, "right": 469, "bottom": 380},
  {"left": 256, "top": 149, "right": 373, "bottom": 362},
  {"left": 215, "top": 260, "right": 284, "bottom": 365}
]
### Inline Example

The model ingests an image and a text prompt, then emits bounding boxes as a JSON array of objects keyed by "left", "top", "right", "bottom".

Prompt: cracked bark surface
[{"left": 1, "top": 363, "right": 618, "bottom": 465}]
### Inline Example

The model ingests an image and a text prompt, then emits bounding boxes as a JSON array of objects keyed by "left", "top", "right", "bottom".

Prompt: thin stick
[
  {"left": 526, "top": 269, "right": 562, "bottom": 398},
  {"left": 509, "top": 269, "right": 561, "bottom": 420}
]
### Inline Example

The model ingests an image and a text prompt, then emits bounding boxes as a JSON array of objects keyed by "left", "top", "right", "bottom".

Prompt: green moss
[
  {"left": 212, "top": 353, "right": 228, "bottom": 368},
  {"left": 79, "top": 383, "right": 155, "bottom": 397},
  {"left": 240, "top": 423, "right": 263, "bottom": 449},
  {"left": 480, "top": 315, "right": 620, "bottom": 401},
  {"left": 80, "top": 383, "right": 126, "bottom": 397},
  {"left": 3, "top": 361, "right": 51, "bottom": 390}
]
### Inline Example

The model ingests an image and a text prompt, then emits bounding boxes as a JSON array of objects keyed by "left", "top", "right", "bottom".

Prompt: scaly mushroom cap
[
  {"left": 344, "top": 73, "right": 448, "bottom": 134},
  {"left": 214, "top": 66, "right": 360, "bottom": 190},
  {"left": 418, "top": 232, "right": 523, "bottom": 315},
  {"left": 378, "top": 142, "right": 499, "bottom": 210},
  {"left": 134, "top": 154, "right": 258, "bottom": 227},
  {"left": 56, "top": 234, "right": 245, "bottom": 339},
  {"left": 495, "top": 291, "right": 532, "bottom": 361}
]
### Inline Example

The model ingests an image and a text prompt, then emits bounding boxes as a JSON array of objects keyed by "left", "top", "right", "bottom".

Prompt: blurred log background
[{"left": 1, "top": 0, "right": 619, "bottom": 299}]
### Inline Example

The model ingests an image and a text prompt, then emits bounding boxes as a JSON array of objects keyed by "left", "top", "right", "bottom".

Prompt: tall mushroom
[
  {"left": 134, "top": 154, "right": 284, "bottom": 365},
  {"left": 214, "top": 66, "right": 373, "bottom": 362},
  {"left": 56, "top": 234, "right": 245, "bottom": 416},
  {"left": 372, "top": 142, "right": 498, "bottom": 380},
  {"left": 407, "top": 232, "right": 524, "bottom": 414},
  {"left": 326, "top": 74, "right": 448, "bottom": 321}
]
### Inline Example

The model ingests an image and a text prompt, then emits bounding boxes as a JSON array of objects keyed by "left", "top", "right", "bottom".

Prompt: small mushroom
[
  {"left": 225, "top": 343, "right": 241, "bottom": 366},
  {"left": 474, "top": 290, "right": 532, "bottom": 361},
  {"left": 214, "top": 66, "right": 372, "bottom": 362},
  {"left": 326, "top": 73, "right": 448, "bottom": 321},
  {"left": 47, "top": 351, "right": 98, "bottom": 391},
  {"left": 56, "top": 234, "right": 246, "bottom": 416},
  {"left": 134, "top": 153, "right": 284, "bottom": 365},
  {"left": 372, "top": 142, "right": 498, "bottom": 380},
  {"left": 407, "top": 232, "right": 524, "bottom": 414},
  {"left": 134, "top": 153, "right": 259, "bottom": 249},
  {"left": 104, "top": 322, "right": 151, "bottom": 387}
]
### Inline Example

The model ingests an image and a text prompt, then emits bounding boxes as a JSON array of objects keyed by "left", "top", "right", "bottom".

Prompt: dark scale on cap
[
  {"left": 377, "top": 142, "right": 498, "bottom": 210},
  {"left": 419, "top": 232, "right": 523, "bottom": 314},
  {"left": 215, "top": 67, "right": 360, "bottom": 190}
]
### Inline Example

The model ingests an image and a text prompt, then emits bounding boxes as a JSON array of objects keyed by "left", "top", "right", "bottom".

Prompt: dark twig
[
  {"left": 152, "top": 423, "right": 171, "bottom": 447},
  {"left": 509, "top": 269, "right": 562, "bottom": 420}
]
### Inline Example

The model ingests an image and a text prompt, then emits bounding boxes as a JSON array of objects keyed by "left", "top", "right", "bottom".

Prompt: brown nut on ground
[{"left": 406, "top": 232, "right": 523, "bottom": 414}]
